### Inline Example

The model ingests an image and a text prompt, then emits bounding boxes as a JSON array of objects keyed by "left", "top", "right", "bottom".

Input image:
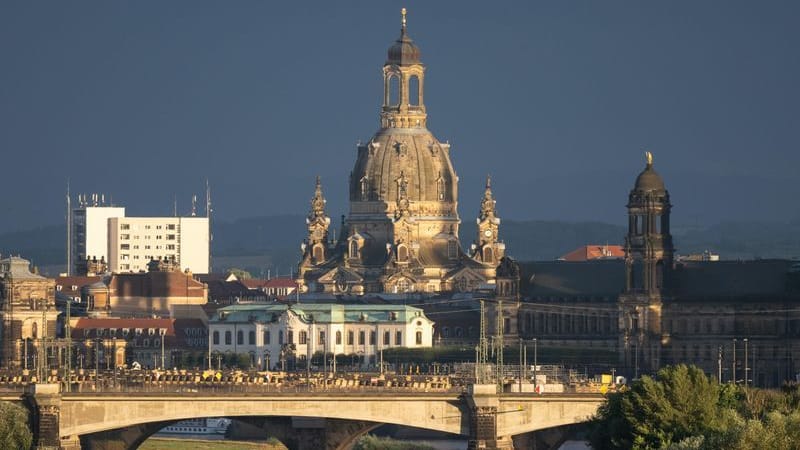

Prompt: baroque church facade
[{"left": 297, "top": 10, "right": 505, "bottom": 295}]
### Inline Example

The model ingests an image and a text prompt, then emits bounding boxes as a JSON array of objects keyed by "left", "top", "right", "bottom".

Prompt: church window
[
  {"left": 395, "top": 331, "right": 402, "bottom": 345},
  {"left": 318, "top": 331, "right": 325, "bottom": 345},
  {"left": 437, "top": 176, "right": 445, "bottom": 200},
  {"left": 415, "top": 331, "right": 423, "bottom": 345},
  {"left": 213, "top": 331, "right": 219, "bottom": 345},
  {"left": 397, "top": 245, "right": 409, "bottom": 262},
  {"left": 408, "top": 75, "right": 420, "bottom": 106},
  {"left": 370, "top": 331, "right": 376, "bottom": 345},
  {"left": 237, "top": 330, "right": 244, "bottom": 345},
  {"left": 359, "top": 331, "right": 365, "bottom": 345},
  {"left": 350, "top": 240, "right": 359, "bottom": 259},
  {"left": 264, "top": 330, "right": 270, "bottom": 345},
  {"left": 278, "top": 330, "right": 284, "bottom": 345},
  {"left": 313, "top": 244, "right": 324, "bottom": 264},
  {"left": 483, "top": 246, "right": 494, "bottom": 264},
  {"left": 360, "top": 177, "right": 369, "bottom": 200},
  {"left": 447, "top": 240, "right": 457, "bottom": 259},
  {"left": 396, "top": 278, "right": 411, "bottom": 293},
  {"left": 442, "top": 327, "right": 450, "bottom": 338},
  {"left": 336, "top": 330, "right": 342, "bottom": 345},
  {"left": 388, "top": 74, "right": 400, "bottom": 106},
  {"left": 225, "top": 331, "right": 232, "bottom": 345}
]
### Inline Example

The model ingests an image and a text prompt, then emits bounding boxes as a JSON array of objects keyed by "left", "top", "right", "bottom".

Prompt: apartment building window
[
  {"left": 319, "top": 331, "right": 325, "bottom": 345},
  {"left": 120, "top": 264, "right": 130, "bottom": 270},
  {"left": 299, "top": 331, "right": 307, "bottom": 345},
  {"left": 133, "top": 245, "right": 139, "bottom": 250},
  {"left": 336, "top": 331, "right": 342, "bottom": 345},
  {"left": 212, "top": 331, "right": 219, "bottom": 345},
  {"left": 156, "top": 235, "right": 162, "bottom": 240},
  {"left": 145, "top": 245, "right": 151, "bottom": 250},
  {"left": 225, "top": 331, "right": 232, "bottom": 345},
  {"left": 416, "top": 331, "right": 423, "bottom": 345},
  {"left": 395, "top": 331, "right": 402, "bottom": 346},
  {"left": 120, "top": 244, "right": 130, "bottom": 250},
  {"left": 248, "top": 331, "right": 255, "bottom": 345},
  {"left": 264, "top": 330, "right": 270, "bottom": 345},
  {"left": 166, "top": 245, "right": 176, "bottom": 250},
  {"left": 288, "top": 331, "right": 294, "bottom": 344},
  {"left": 156, "top": 225, "right": 162, "bottom": 230},
  {"left": 167, "top": 224, "right": 176, "bottom": 230},
  {"left": 121, "top": 224, "right": 130, "bottom": 230},
  {"left": 121, "top": 254, "right": 129, "bottom": 260},
  {"left": 167, "top": 234, "right": 176, "bottom": 240},
  {"left": 369, "top": 331, "right": 376, "bottom": 345},
  {"left": 278, "top": 330, "right": 284, "bottom": 345},
  {"left": 145, "top": 225, "right": 151, "bottom": 230},
  {"left": 121, "top": 234, "right": 130, "bottom": 240},
  {"left": 237, "top": 330, "right": 244, "bottom": 345}
]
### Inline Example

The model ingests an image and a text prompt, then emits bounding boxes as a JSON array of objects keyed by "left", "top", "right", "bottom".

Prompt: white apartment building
[
  {"left": 69, "top": 195, "right": 210, "bottom": 275},
  {"left": 107, "top": 217, "right": 209, "bottom": 274},
  {"left": 209, "top": 304, "right": 434, "bottom": 370},
  {"left": 70, "top": 203, "right": 126, "bottom": 269}
]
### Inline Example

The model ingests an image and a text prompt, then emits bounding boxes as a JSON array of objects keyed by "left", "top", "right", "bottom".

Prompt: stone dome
[
  {"left": 350, "top": 127, "right": 457, "bottom": 206},
  {"left": 633, "top": 164, "right": 666, "bottom": 192}
]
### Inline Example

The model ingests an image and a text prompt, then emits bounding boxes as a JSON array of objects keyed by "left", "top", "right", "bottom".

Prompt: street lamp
[
  {"left": 732, "top": 339, "right": 737, "bottom": 384},
  {"left": 533, "top": 338, "right": 538, "bottom": 390},
  {"left": 160, "top": 328, "right": 166, "bottom": 370}
]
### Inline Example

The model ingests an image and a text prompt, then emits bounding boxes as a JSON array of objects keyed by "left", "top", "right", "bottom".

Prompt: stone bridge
[{"left": 16, "top": 384, "right": 603, "bottom": 449}]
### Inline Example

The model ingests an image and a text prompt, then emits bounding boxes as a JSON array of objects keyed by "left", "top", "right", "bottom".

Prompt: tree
[
  {"left": 0, "top": 401, "right": 32, "bottom": 450},
  {"left": 589, "top": 365, "right": 723, "bottom": 449}
]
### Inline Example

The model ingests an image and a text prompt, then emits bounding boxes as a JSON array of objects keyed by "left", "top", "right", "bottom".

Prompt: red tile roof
[{"left": 559, "top": 245, "right": 625, "bottom": 262}]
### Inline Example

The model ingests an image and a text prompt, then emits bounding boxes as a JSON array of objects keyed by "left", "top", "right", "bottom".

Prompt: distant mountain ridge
[{"left": 1, "top": 216, "right": 798, "bottom": 276}]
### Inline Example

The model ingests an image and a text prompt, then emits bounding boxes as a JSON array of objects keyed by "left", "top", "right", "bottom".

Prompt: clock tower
[{"left": 472, "top": 176, "right": 505, "bottom": 266}]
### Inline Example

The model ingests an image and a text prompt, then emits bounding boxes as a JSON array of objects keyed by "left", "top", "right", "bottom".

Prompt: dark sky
[{"left": 1, "top": 1, "right": 798, "bottom": 233}]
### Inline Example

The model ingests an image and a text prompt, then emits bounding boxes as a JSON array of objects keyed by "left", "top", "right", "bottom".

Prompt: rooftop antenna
[
  {"left": 191, "top": 195, "right": 197, "bottom": 217},
  {"left": 66, "top": 179, "right": 72, "bottom": 276},
  {"left": 173, "top": 195, "right": 177, "bottom": 217}
]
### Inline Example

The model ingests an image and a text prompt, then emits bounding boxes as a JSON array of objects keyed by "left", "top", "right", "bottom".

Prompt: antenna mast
[
  {"left": 66, "top": 179, "right": 72, "bottom": 276},
  {"left": 206, "top": 179, "right": 212, "bottom": 273}
]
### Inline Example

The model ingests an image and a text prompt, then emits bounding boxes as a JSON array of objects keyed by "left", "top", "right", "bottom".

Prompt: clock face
[{"left": 483, "top": 229, "right": 493, "bottom": 238}]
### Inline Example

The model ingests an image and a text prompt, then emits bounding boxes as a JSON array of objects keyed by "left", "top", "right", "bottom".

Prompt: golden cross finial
[
  {"left": 645, "top": 151, "right": 653, "bottom": 166},
  {"left": 401, "top": 8, "right": 407, "bottom": 28}
]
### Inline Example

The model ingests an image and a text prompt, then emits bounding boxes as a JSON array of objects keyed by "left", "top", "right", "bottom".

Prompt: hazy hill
[{"left": 2, "top": 216, "right": 798, "bottom": 277}]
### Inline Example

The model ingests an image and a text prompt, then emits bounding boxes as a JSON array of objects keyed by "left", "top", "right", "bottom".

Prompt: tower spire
[{"left": 401, "top": 7, "right": 407, "bottom": 31}]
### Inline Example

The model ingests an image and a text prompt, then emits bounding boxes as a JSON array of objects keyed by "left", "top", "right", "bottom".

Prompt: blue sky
[{"left": 1, "top": 1, "right": 798, "bottom": 232}]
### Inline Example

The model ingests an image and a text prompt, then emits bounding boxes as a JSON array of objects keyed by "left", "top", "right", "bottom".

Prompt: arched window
[
  {"left": 31, "top": 322, "right": 38, "bottom": 339},
  {"left": 213, "top": 330, "right": 219, "bottom": 345},
  {"left": 350, "top": 240, "right": 359, "bottom": 259},
  {"left": 313, "top": 244, "right": 324, "bottom": 263},
  {"left": 397, "top": 244, "right": 409, "bottom": 262},
  {"left": 448, "top": 240, "right": 457, "bottom": 259},
  {"left": 248, "top": 330, "right": 255, "bottom": 345},
  {"left": 483, "top": 246, "right": 494, "bottom": 264},
  {"left": 264, "top": 330, "right": 270, "bottom": 345},
  {"left": 237, "top": 330, "right": 244, "bottom": 345},
  {"left": 388, "top": 74, "right": 400, "bottom": 106},
  {"left": 370, "top": 331, "right": 376, "bottom": 345},
  {"left": 360, "top": 177, "right": 369, "bottom": 200},
  {"left": 415, "top": 331, "right": 423, "bottom": 345},
  {"left": 408, "top": 75, "right": 420, "bottom": 106},
  {"left": 437, "top": 176, "right": 445, "bottom": 200},
  {"left": 335, "top": 330, "right": 342, "bottom": 345},
  {"left": 278, "top": 330, "right": 284, "bottom": 345},
  {"left": 225, "top": 331, "right": 232, "bottom": 345}
]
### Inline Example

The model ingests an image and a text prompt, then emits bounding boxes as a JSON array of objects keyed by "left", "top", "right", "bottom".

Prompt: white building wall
[
  {"left": 72, "top": 206, "right": 126, "bottom": 263},
  {"left": 209, "top": 308, "right": 434, "bottom": 370},
  {"left": 107, "top": 217, "right": 209, "bottom": 274}
]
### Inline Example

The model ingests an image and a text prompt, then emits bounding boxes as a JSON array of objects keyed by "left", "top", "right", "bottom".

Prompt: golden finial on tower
[
  {"left": 401, "top": 8, "right": 407, "bottom": 29},
  {"left": 645, "top": 151, "right": 653, "bottom": 166}
]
